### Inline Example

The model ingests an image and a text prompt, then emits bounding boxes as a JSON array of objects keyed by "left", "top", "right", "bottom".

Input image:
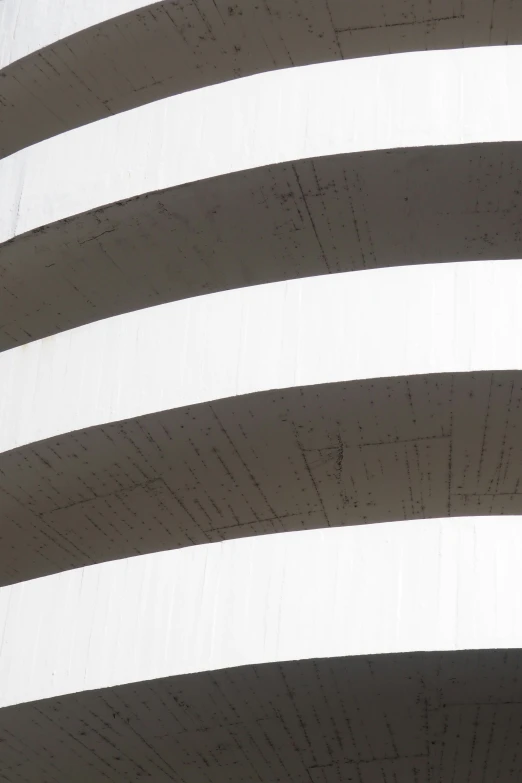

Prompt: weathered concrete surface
[
  {"left": 3, "top": 47, "right": 522, "bottom": 348},
  {"left": 0, "top": 519, "right": 522, "bottom": 780},
  {"left": 3, "top": 5, "right": 522, "bottom": 781},
  {"left": 4, "top": 48, "right": 522, "bottom": 242},
  {"left": 2, "top": 262, "right": 522, "bottom": 584},
  {"left": 1, "top": 0, "right": 520, "bottom": 156},
  {"left": 3, "top": 650, "right": 521, "bottom": 782},
  {"left": 3, "top": 143, "right": 522, "bottom": 350},
  {"left": 2, "top": 371, "right": 522, "bottom": 586}
]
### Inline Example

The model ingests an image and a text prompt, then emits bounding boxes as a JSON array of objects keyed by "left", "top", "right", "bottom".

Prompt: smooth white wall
[
  {"left": 0, "top": 516, "right": 521, "bottom": 709},
  {"left": 1, "top": 259, "right": 522, "bottom": 455}
]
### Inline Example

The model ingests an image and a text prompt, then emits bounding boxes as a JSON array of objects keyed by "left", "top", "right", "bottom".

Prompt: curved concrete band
[
  {"left": 2, "top": 143, "right": 522, "bottom": 350},
  {"left": 3, "top": 370, "right": 522, "bottom": 585},
  {"left": 1, "top": 519, "right": 522, "bottom": 780},
  {"left": 0, "top": 0, "right": 519, "bottom": 157},
  {"left": 1, "top": 649, "right": 520, "bottom": 782},
  {"left": 3, "top": 46, "right": 522, "bottom": 347},
  {"left": 2, "top": 261, "right": 522, "bottom": 584}
]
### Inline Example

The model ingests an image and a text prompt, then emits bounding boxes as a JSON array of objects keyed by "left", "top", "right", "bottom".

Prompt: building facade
[{"left": 1, "top": 1, "right": 522, "bottom": 779}]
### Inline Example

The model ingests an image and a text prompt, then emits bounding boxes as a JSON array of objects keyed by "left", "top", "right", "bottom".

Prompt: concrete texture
[
  {"left": 3, "top": 47, "right": 522, "bottom": 347},
  {"left": 7, "top": 47, "right": 522, "bottom": 242},
  {"left": 1, "top": 0, "right": 521, "bottom": 157},
  {"left": 3, "top": 371, "right": 522, "bottom": 586},
  {"left": 3, "top": 4, "right": 522, "bottom": 781},
  {"left": 3, "top": 143, "right": 522, "bottom": 350},
  {"left": 2, "top": 262, "right": 522, "bottom": 584},
  {"left": 1, "top": 519, "right": 522, "bottom": 780},
  {"left": 1, "top": 650, "right": 521, "bottom": 782}
]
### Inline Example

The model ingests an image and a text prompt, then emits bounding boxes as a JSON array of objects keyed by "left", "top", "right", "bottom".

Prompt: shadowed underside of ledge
[
  {"left": 2, "top": 143, "right": 522, "bottom": 350},
  {"left": 1, "top": 371, "right": 522, "bottom": 586},
  {"left": 1, "top": 651, "right": 521, "bottom": 782},
  {"left": 1, "top": 0, "right": 521, "bottom": 157}
]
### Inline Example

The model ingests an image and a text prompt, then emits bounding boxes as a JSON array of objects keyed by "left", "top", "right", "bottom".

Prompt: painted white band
[
  {"left": 0, "top": 516, "right": 521, "bottom": 709},
  {"left": 1, "top": 259, "right": 521, "bottom": 455}
]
